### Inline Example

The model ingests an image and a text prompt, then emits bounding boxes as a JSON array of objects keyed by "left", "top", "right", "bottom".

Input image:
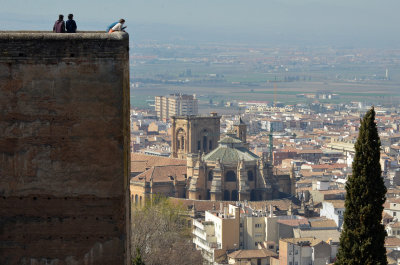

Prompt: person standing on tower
[
  {"left": 53, "top": 14, "right": 65, "bottom": 33},
  {"left": 66, "top": 14, "right": 77, "bottom": 33}
]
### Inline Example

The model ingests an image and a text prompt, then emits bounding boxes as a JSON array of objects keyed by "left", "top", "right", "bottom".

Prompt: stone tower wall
[{"left": 0, "top": 32, "right": 130, "bottom": 265}]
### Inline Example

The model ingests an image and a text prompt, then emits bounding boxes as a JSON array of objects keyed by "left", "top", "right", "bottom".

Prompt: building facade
[
  {"left": 171, "top": 113, "right": 221, "bottom": 159},
  {"left": 187, "top": 135, "right": 282, "bottom": 201},
  {"left": 155, "top": 93, "right": 198, "bottom": 121},
  {"left": 278, "top": 238, "right": 332, "bottom": 265}
]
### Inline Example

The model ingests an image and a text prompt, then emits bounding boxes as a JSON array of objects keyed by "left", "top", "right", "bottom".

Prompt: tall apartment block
[{"left": 155, "top": 93, "right": 198, "bottom": 121}]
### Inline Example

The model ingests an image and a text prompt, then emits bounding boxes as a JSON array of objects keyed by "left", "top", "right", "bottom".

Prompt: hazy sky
[{"left": 1, "top": 0, "right": 400, "bottom": 47}]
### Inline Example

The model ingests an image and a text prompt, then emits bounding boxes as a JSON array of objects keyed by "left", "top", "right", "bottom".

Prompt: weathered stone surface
[{"left": 0, "top": 32, "right": 130, "bottom": 265}]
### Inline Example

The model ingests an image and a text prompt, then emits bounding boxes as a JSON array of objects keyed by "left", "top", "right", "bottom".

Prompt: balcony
[
  {"left": 193, "top": 219, "right": 204, "bottom": 230},
  {"left": 193, "top": 237, "right": 221, "bottom": 253},
  {"left": 193, "top": 228, "right": 207, "bottom": 240}
]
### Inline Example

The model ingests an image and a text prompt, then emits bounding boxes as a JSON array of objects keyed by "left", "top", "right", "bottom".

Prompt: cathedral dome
[{"left": 203, "top": 135, "right": 259, "bottom": 164}]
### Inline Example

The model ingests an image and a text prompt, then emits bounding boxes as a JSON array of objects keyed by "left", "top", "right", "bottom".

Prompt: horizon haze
[{"left": 1, "top": 0, "right": 400, "bottom": 47}]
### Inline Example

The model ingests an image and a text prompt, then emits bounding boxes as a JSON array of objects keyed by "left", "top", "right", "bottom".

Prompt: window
[
  {"left": 231, "top": 190, "right": 238, "bottom": 201},
  {"left": 197, "top": 140, "right": 201, "bottom": 151},
  {"left": 203, "top": 136, "right": 207, "bottom": 151},
  {"left": 224, "top": 190, "right": 230, "bottom": 201},
  {"left": 255, "top": 224, "right": 262, "bottom": 228},
  {"left": 208, "top": 170, "right": 213, "bottom": 181},
  {"left": 394, "top": 212, "right": 397, "bottom": 216},
  {"left": 247, "top": 170, "right": 254, "bottom": 181},
  {"left": 295, "top": 250, "right": 298, "bottom": 255},
  {"left": 209, "top": 140, "right": 212, "bottom": 150},
  {"left": 225, "top": 170, "right": 237, "bottom": 182}
]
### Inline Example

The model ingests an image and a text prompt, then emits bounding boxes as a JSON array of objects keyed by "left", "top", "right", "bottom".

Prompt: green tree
[
  {"left": 132, "top": 247, "right": 145, "bottom": 265},
  {"left": 335, "top": 107, "right": 387, "bottom": 265}
]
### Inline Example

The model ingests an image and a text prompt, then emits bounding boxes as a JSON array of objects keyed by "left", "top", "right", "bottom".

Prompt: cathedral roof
[
  {"left": 203, "top": 135, "right": 259, "bottom": 164},
  {"left": 130, "top": 165, "right": 187, "bottom": 184}
]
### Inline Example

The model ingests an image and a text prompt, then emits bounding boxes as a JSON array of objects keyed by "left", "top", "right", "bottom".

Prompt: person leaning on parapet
[
  {"left": 53, "top": 14, "right": 66, "bottom": 33},
  {"left": 66, "top": 14, "right": 77, "bottom": 33},
  {"left": 107, "top": 19, "right": 126, "bottom": 33}
]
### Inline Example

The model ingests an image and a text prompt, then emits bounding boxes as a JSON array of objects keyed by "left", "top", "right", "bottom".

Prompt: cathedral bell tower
[
  {"left": 233, "top": 117, "right": 247, "bottom": 143},
  {"left": 171, "top": 113, "right": 220, "bottom": 159}
]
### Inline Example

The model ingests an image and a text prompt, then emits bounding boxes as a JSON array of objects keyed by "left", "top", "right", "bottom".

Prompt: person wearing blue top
[
  {"left": 107, "top": 19, "right": 126, "bottom": 33},
  {"left": 66, "top": 14, "right": 77, "bottom": 33}
]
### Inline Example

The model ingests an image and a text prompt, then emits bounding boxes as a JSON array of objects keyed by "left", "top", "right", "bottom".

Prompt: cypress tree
[
  {"left": 132, "top": 247, "right": 145, "bottom": 265},
  {"left": 335, "top": 107, "right": 387, "bottom": 265}
]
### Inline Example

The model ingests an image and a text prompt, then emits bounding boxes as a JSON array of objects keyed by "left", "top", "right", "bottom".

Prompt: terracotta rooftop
[
  {"left": 385, "top": 236, "right": 400, "bottom": 247},
  {"left": 168, "top": 198, "right": 299, "bottom": 212},
  {"left": 309, "top": 218, "right": 337, "bottom": 228},
  {"left": 277, "top": 219, "right": 309, "bottom": 227},
  {"left": 131, "top": 153, "right": 186, "bottom": 173},
  {"left": 388, "top": 221, "right": 400, "bottom": 228},
  {"left": 311, "top": 163, "right": 347, "bottom": 170},
  {"left": 131, "top": 165, "right": 187, "bottom": 183},
  {"left": 228, "top": 249, "right": 277, "bottom": 259},
  {"left": 298, "top": 149, "right": 323, "bottom": 154},
  {"left": 293, "top": 228, "right": 340, "bottom": 242}
]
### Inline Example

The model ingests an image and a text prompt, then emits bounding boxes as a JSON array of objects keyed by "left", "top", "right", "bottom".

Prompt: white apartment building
[
  {"left": 320, "top": 200, "right": 345, "bottom": 229},
  {"left": 192, "top": 204, "right": 307, "bottom": 264},
  {"left": 155, "top": 93, "right": 198, "bottom": 121},
  {"left": 193, "top": 205, "right": 240, "bottom": 265}
]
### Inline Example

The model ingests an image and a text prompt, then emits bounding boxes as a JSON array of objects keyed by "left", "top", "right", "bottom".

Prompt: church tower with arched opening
[{"left": 171, "top": 113, "right": 221, "bottom": 159}]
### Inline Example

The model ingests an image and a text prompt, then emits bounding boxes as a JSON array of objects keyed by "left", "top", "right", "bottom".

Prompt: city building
[
  {"left": 320, "top": 200, "right": 345, "bottom": 229},
  {"left": 387, "top": 222, "right": 400, "bottom": 238},
  {"left": 171, "top": 113, "right": 221, "bottom": 159},
  {"left": 227, "top": 249, "right": 278, "bottom": 265},
  {"left": 192, "top": 202, "right": 338, "bottom": 264},
  {"left": 193, "top": 204, "right": 241, "bottom": 264},
  {"left": 278, "top": 237, "right": 332, "bottom": 265},
  {"left": 155, "top": 93, "right": 198, "bottom": 121}
]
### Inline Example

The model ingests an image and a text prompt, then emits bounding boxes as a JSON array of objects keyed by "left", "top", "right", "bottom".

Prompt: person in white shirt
[{"left": 108, "top": 19, "right": 126, "bottom": 33}]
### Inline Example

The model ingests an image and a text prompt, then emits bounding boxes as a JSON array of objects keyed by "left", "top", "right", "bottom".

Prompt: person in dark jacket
[
  {"left": 53, "top": 14, "right": 65, "bottom": 33},
  {"left": 66, "top": 14, "right": 77, "bottom": 33}
]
